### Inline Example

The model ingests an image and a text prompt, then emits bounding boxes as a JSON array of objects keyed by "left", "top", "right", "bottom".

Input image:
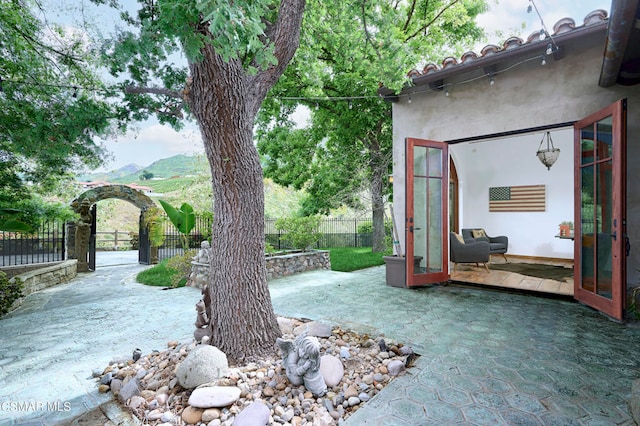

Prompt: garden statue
[
  {"left": 193, "top": 240, "right": 211, "bottom": 264},
  {"left": 276, "top": 331, "right": 327, "bottom": 396},
  {"left": 194, "top": 285, "right": 212, "bottom": 342}
]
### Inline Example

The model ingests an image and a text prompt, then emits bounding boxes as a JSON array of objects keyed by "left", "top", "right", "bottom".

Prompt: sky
[{"left": 91, "top": 0, "right": 611, "bottom": 173}]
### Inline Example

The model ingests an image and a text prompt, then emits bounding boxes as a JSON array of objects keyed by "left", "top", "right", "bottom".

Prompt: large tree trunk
[
  {"left": 371, "top": 166, "right": 386, "bottom": 252},
  {"left": 186, "top": 0, "right": 305, "bottom": 364}
]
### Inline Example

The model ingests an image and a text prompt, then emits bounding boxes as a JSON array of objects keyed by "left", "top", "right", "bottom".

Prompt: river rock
[
  {"left": 176, "top": 345, "right": 229, "bottom": 389},
  {"left": 294, "top": 321, "right": 332, "bottom": 338},
  {"left": 387, "top": 359, "right": 405, "bottom": 376},
  {"left": 119, "top": 377, "right": 140, "bottom": 402},
  {"left": 233, "top": 401, "right": 270, "bottom": 426},
  {"left": 181, "top": 406, "right": 203, "bottom": 424},
  {"left": 187, "top": 386, "right": 241, "bottom": 408},
  {"left": 319, "top": 355, "right": 344, "bottom": 387}
]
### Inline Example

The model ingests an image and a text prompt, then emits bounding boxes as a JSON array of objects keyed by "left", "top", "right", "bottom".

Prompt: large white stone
[
  {"left": 233, "top": 401, "right": 270, "bottom": 426},
  {"left": 176, "top": 345, "right": 229, "bottom": 389},
  {"left": 319, "top": 355, "right": 344, "bottom": 387},
  {"left": 187, "top": 386, "right": 241, "bottom": 408}
]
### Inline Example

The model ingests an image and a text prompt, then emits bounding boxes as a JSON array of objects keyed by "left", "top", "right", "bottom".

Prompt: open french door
[
  {"left": 573, "top": 99, "right": 627, "bottom": 321},
  {"left": 405, "top": 138, "right": 449, "bottom": 287}
]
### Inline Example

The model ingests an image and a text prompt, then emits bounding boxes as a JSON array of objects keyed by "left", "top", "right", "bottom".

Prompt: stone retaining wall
[
  {"left": 187, "top": 251, "right": 331, "bottom": 289},
  {"left": 7, "top": 260, "right": 78, "bottom": 311}
]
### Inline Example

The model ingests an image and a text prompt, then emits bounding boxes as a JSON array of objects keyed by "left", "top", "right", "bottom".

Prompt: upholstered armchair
[
  {"left": 461, "top": 228, "right": 509, "bottom": 262},
  {"left": 450, "top": 232, "right": 490, "bottom": 272}
]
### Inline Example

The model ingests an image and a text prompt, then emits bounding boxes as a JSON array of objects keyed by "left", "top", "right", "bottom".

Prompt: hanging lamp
[{"left": 536, "top": 131, "right": 560, "bottom": 170}]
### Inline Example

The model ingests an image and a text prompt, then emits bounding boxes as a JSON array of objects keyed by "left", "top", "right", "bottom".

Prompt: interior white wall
[{"left": 451, "top": 129, "right": 574, "bottom": 259}]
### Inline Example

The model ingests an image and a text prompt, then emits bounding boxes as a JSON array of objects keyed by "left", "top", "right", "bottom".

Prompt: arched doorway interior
[{"left": 68, "top": 185, "right": 157, "bottom": 272}]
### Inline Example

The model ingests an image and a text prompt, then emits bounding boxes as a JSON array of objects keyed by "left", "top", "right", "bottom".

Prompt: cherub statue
[
  {"left": 193, "top": 240, "right": 210, "bottom": 263},
  {"left": 276, "top": 331, "right": 327, "bottom": 396}
]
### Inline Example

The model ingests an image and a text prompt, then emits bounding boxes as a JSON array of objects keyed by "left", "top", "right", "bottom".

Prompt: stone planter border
[{"left": 187, "top": 250, "right": 331, "bottom": 289}]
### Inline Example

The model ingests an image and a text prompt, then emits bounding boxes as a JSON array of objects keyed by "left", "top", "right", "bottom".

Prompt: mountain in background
[
  {"left": 77, "top": 163, "right": 142, "bottom": 182},
  {"left": 77, "top": 155, "right": 208, "bottom": 182}
]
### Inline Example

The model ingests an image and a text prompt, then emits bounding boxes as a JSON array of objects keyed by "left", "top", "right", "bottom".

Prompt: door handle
[
  {"left": 626, "top": 235, "right": 631, "bottom": 256},
  {"left": 409, "top": 226, "right": 414, "bottom": 232},
  {"left": 611, "top": 231, "right": 617, "bottom": 241}
]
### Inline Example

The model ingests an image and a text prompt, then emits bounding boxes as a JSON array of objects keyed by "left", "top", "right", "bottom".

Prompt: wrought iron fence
[
  {"left": 0, "top": 216, "right": 383, "bottom": 266},
  {"left": 0, "top": 220, "right": 66, "bottom": 267},
  {"left": 157, "top": 216, "right": 382, "bottom": 260}
]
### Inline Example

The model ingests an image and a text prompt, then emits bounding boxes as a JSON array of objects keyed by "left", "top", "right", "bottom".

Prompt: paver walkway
[
  {"left": 1, "top": 255, "right": 640, "bottom": 425},
  {"left": 271, "top": 267, "right": 640, "bottom": 425}
]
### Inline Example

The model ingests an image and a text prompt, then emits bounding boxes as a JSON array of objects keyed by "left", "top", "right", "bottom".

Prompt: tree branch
[
  {"left": 361, "top": 0, "right": 382, "bottom": 61},
  {"left": 403, "top": 0, "right": 418, "bottom": 32},
  {"left": 404, "top": 0, "right": 460, "bottom": 42},
  {"left": 124, "top": 86, "right": 184, "bottom": 99},
  {"left": 250, "top": 0, "right": 306, "bottom": 104}
]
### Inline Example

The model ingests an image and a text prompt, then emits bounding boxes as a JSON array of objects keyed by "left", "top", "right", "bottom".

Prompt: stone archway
[{"left": 68, "top": 185, "right": 157, "bottom": 272}]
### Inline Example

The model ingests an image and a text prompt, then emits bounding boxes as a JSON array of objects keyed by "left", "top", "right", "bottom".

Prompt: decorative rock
[
  {"left": 92, "top": 368, "right": 103, "bottom": 378},
  {"left": 358, "top": 392, "right": 371, "bottom": 402},
  {"left": 400, "top": 346, "right": 414, "bottom": 355},
  {"left": 119, "top": 377, "right": 140, "bottom": 403},
  {"left": 344, "top": 385, "right": 358, "bottom": 399},
  {"left": 98, "top": 384, "right": 110, "bottom": 393},
  {"left": 110, "top": 378, "right": 123, "bottom": 394},
  {"left": 160, "top": 411, "right": 174, "bottom": 423},
  {"left": 277, "top": 317, "right": 298, "bottom": 334},
  {"left": 348, "top": 396, "right": 361, "bottom": 406},
  {"left": 127, "top": 395, "right": 146, "bottom": 410},
  {"left": 262, "top": 386, "right": 275, "bottom": 397},
  {"left": 282, "top": 408, "right": 295, "bottom": 422},
  {"left": 201, "top": 408, "right": 221, "bottom": 422},
  {"left": 387, "top": 359, "right": 406, "bottom": 376},
  {"left": 293, "top": 321, "right": 332, "bottom": 338},
  {"left": 319, "top": 355, "right": 344, "bottom": 387},
  {"left": 155, "top": 393, "right": 168, "bottom": 405},
  {"left": 181, "top": 406, "right": 203, "bottom": 424},
  {"left": 146, "top": 409, "right": 163, "bottom": 421},
  {"left": 339, "top": 347, "right": 351, "bottom": 359},
  {"left": 100, "top": 372, "right": 112, "bottom": 385},
  {"left": 187, "top": 386, "right": 241, "bottom": 408},
  {"left": 233, "top": 401, "right": 270, "bottom": 426},
  {"left": 176, "top": 345, "right": 229, "bottom": 389}
]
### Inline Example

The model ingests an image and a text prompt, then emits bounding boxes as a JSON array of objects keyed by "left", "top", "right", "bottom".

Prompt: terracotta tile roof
[{"left": 404, "top": 9, "right": 608, "bottom": 82}]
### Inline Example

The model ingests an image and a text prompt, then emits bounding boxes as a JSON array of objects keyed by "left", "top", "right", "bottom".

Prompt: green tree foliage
[
  {"left": 140, "top": 170, "right": 154, "bottom": 180},
  {"left": 257, "top": 0, "right": 487, "bottom": 251},
  {"left": 0, "top": 0, "right": 114, "bottom": 224}
]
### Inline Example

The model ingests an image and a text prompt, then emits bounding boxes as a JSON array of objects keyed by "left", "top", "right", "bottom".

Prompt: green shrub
[
  {"left": 0, "top": 272, "right": 23, "bottom": 317},
  {"left": 166, "top": 249, "right": 197, "bottom": 288},
  {"left": 275, "top": 216, "right": 322, "bottom": 251},
  {"left": 357, "top": 220, "right": 393, "bottom": 235}
]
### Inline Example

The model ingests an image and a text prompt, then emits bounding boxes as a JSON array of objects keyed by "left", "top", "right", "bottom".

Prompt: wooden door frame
[
  {"left": 405, "top": 137, "right": 449, "bottom": 287},
  {"left": 573, "top": 98, "right": 627, "bottom": 321}
]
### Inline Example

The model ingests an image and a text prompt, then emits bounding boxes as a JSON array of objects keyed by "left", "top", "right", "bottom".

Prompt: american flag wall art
[{"left": 489, "top": 185, "right": 546, "bottom": 212}]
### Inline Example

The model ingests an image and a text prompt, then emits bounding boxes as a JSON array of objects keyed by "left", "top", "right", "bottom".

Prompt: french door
[
  {"left": 573, "top": 99, "right": 627, "bottom": 321},
  {"left": 405, "top": 138, "right": 449, "bottom": 287}
]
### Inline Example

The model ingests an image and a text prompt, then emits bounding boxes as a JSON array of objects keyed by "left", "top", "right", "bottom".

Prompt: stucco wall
[{"left": 391, "top": 40, "right": 640, "bottom": 284}]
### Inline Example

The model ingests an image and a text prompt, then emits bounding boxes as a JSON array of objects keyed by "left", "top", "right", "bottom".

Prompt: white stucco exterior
[{"left": 391, "top": 30, "right": 640, "bottom": 287}]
